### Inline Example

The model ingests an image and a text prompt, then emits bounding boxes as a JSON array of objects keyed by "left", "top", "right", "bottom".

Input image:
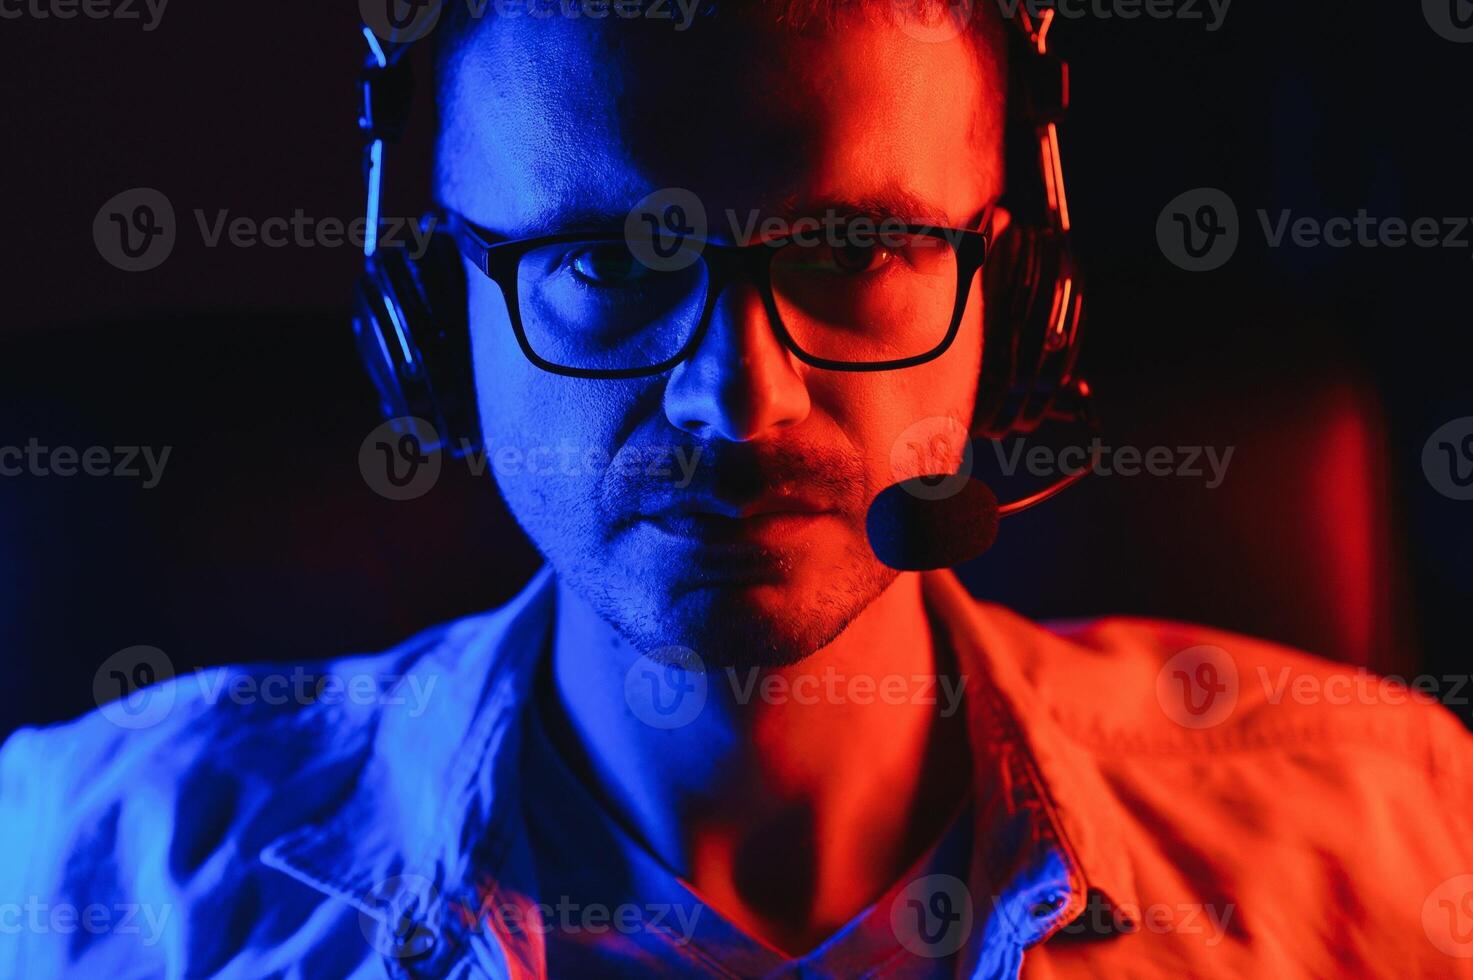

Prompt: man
[{"left": 2, "top": 2, "right": 1471, "bottom": 977}]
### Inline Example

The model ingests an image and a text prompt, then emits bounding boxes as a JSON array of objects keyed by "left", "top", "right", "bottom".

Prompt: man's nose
[{"left": 662, "top": 282, "right": 811, "bottom": 442}]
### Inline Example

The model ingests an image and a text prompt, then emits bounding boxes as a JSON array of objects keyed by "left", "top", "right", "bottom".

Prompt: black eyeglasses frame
[{"left": 442, "top": 208, "right": 990, "bottom": 380}]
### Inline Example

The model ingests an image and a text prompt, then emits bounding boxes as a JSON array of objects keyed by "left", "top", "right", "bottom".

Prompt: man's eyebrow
[
  {"left": 529, "top": 206, "right": 633, "bottom": 236},
  {"left": 458, "top": 205, "right": 633, "bottom": 241},
  {"left": 457, "top": 190, "right": 984, "bottom": 241},
  {"left": 782, "top": 189, "right": 956, "bottom": 227}
]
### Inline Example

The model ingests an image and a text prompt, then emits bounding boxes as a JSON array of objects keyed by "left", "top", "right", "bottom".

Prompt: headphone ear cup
[
  {"left": 353, "top": 248, "right": 418, "bottom": 426},
  {"left": 975, "top": 223, "right": 1084, "bottom": 438},
  {"left": 351, "top": 226, "right": 480, "bottom": 456},
  {"left": 975, "top": 221, "right": 1032, "bottom": 438},
  {"left": 412, "top": 229, "right": 469, "bottom": 346}
]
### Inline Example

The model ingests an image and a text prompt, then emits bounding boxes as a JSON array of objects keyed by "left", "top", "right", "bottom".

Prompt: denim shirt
[{"left": 3, "top": 568, "right": 1471, "bottom": 978}]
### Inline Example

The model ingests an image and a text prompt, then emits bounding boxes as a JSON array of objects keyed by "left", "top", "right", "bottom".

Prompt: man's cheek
[
  {"left": 482, "top": 407, "right": 594, "bottom": 493},
  {"left": 812, "top": 370, "right": 976, "bottom": 493},
  {"left": 487, "top": 440, "right": 602, "bottom": 554},
  {"left": 876, "top": 327, "right": 982, "bottom": 480},
  {"left": 465, "top": 269, "right": 514, "bottom": 348},
  {"left": 472, "top": 392, "right": 636, "bottom": 549},
  {"left": 884, "top": 415, "right": 973, "bottom": 483}
]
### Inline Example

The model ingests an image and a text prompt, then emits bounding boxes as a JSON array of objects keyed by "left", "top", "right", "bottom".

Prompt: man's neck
[{"left": 543, "top": 573, "right": 971, "bottom": 956}]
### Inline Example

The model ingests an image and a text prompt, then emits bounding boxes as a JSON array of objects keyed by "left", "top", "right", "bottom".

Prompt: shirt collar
[
  {"left": 258, "top": 566, "right": 558, "bottom": 974},
  {"left": 921, "top": 570, "right": 1141, "bottom": 939},
  {"left": 259, "top": 566, "right": 1138, "bottom": 967}
]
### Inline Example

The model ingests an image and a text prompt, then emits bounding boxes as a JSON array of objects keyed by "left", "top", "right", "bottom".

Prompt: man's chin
[
  {"left": 586, "top": 557, "right": 897, "bottom": 670},
  {"left": 659, "top": 583, "right": 831, "bottom": 668}
]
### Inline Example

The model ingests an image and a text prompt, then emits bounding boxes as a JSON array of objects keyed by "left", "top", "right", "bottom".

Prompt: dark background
[{"left": 1, "top": 1, "right": 1469, "bottom": 733}]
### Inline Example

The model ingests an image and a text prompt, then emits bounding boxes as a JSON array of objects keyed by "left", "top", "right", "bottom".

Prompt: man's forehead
[{"left": 436, "top": 13, "right": 1001, "bottom": 235}]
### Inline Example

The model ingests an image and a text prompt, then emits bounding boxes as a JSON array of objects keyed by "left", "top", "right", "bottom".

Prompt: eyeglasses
[{"left": 443, "top": 209, "right": 990, "bottom": 380}]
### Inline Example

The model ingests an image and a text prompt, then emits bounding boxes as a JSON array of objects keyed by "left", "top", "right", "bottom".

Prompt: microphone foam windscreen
[{"left": 865, "top": 476, "right": 1001, "bottom": 571}]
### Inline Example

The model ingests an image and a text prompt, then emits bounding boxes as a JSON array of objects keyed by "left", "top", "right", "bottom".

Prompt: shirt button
[
  {"left": 387, "top": 918, "right": 438, "bottom": 961},
  {"left": 1028, "top": 890, "right": 1068, "bottom": 919}
]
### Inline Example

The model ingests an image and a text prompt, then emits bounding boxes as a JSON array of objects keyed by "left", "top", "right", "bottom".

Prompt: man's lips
[
  {"left": 639, "top": 493, "right": 836, "bottom": 542},
  {"left": 649, "top": 492, "right": 833, "bottom": 520}
]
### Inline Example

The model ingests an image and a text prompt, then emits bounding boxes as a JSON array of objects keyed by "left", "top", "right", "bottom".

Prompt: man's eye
[
  {"left": 567, "top": 246, "right": 651, "bottom": 287},
  {"left": 820, "top": 243, "right": 894, "bottom": 276}
]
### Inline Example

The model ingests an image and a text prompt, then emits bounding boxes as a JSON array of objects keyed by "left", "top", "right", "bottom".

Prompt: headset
[{"left": 351, "top": 5, "right": 1093, "bottom": 463}]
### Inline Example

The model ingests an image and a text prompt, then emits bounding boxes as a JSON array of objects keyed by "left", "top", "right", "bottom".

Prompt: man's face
[{"left": 439, "top": 12, "right": 1001, "bottom": 666}]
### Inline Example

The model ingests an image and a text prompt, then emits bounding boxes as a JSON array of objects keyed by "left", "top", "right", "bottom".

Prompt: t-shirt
[{"left": 519, "top": 691, "right": 976, "bottom": 978}]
